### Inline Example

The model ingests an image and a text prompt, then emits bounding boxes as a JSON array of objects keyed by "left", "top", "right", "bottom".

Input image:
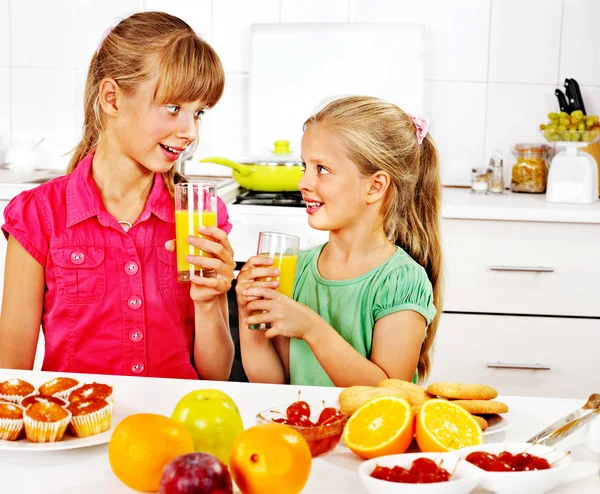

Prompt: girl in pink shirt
[{"left": 0, "top": 12, "right": 235, "bottom": 380}]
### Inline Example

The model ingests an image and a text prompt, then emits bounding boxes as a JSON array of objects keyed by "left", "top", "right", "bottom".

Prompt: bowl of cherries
[
  {"left": 456, "top": 442, "right": 572, "bottom": 494},
  {"left": 256, "top": 394, "right": 347, "bottom": 457},
  {"left": 358, "top": 452, "right": 482, "bottom": 494}
]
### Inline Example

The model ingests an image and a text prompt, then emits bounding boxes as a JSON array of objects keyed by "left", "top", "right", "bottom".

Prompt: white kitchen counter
[
  {"left": 442, "top": 187, "right": 600, "bottom": 224},
  {"left": 0, "top": 370, "right": 599, "bottom": 493}
]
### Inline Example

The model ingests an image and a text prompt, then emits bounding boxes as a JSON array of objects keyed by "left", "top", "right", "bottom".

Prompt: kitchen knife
[
  {"left": 565, "top": 78, "right": 586, "bottom": 115},
  {"left": 526, "top": 393, "right": 600, "bottom": 446},
  {"left": 555, "top": 89, "right": 572, "bottom": 114}
]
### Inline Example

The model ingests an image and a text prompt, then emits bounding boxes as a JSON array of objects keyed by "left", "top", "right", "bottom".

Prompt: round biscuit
[
  {"left": 427, "top": 382, "right": 498, "bottom": 400},
  {"left": 471, "top": 414, "right": 488, "bottom": 430}
]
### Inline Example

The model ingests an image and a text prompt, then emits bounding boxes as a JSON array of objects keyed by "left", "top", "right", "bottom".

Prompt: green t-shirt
[{"left": 290, "top": 244, "right": 436, "bottom": 387}]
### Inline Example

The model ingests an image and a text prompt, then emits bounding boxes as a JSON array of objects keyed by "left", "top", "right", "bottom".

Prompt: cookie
[
  {"left": 378, "top": 379, "right": 433, "bottom": 412},
  {"left": 451, "top": 400, "right": 509, "bottom": 415},
  {"left": 339, "top": 386, "right": 407, "bottom": 416},
  {"left": 471, "top": 414, "right": 488, "bottom": 431},
  {"left": 427, "top": 382, "right": 498, "bottom": 401}
]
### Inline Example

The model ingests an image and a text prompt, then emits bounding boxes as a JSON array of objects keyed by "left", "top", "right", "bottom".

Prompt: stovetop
[{"left": 234, "top": 190, "right": 305, "bottom": 207}]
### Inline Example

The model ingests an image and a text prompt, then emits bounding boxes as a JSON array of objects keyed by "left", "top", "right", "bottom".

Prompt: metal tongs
[{"left": 527, "top": 393, "right": 600, "bottom": 446}]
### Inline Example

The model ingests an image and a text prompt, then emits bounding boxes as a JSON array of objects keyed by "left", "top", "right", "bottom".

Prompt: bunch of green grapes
[{"left": 540, "top": 110, "right": 600, "bottom": 142}]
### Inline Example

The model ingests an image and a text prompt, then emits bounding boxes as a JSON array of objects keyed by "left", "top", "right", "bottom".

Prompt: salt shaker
[{"left": 489, "top": 150, "right": 504, "bottom": 194}]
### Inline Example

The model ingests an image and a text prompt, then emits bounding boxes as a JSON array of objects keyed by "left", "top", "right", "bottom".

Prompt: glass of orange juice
[
  {"left": 249, "top": 231, "right": 300, "bottom": 330},
  {"left": 174, "top": 182, "right": 217, "bottom": 282}
]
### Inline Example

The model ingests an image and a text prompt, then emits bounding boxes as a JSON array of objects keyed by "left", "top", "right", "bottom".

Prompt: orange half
[
  {"left": 342, "top": 395, "right": 414, "bottom": 459},
  {"left": 416, "top": 399, "right": 483, "bottom": 452}
]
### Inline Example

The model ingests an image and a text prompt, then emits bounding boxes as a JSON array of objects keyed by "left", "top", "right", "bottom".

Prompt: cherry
[
  {"left": 273, "top": 418, "right": 290, "bottom": 424},
  {"left": 317, "top": 407, "right": 345, "bottom": 425},
  {"left": 287, "top": 416, "right": 313, "bottom": 427},
  {"left": 286, "top": 395, "right": 311, "bottom": 424},
  {"left": 488, "top": 460, "right": 512, "bottom": 472},
  {"left": 371, "top": 466, "right": 394, "bottom": 481},
  {"left": 466, "top": 451, "right": 497, "bottom": 470},
  {"left": 410, "top": 458, "right": 438, "bottom": 475},
  {"left": 498, "top": 451, "right": 514, "bottom": 464},
  {"left": 528, "top": 457, "right": 550, "bottom": 471},
  {"left": 397, "top": 471, "right": 418, "bottom": 484},
  {"left": 416, "top": 472, "right": 439, "bottom": 484},
  {"left": 436, "top": 468, "right": 451, "bottom": 481},
  {"left": 512, "top": 453, "right": 534, "bottom": 471}
]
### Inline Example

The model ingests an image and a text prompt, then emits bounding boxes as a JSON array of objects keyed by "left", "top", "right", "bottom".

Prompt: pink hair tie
[
  {"left": 409, "top": 114, "right": 430, "bottom": 144},
  {"left": 96, "top": 27, "right": 112, "bottom": 53}
]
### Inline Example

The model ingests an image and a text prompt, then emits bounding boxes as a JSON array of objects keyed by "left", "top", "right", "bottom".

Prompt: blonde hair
[
  {"left": 304, "top": 96, "right": 443, "bottom": 381},
  {"left": 68, "top": 11, "right": 225, "bottom": 197}
]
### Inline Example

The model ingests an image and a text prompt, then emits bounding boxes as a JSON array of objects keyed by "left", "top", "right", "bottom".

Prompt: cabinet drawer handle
[
  {"left": 489, "top": 265, "right": 554, "bottom": 273},
  {"left": 487, "top": 362, "right": 551, "bottom": 371}
]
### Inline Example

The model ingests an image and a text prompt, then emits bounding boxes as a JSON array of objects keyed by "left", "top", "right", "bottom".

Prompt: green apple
[{"left": 171, "top": 389, "right": 244, "bottom": 465}]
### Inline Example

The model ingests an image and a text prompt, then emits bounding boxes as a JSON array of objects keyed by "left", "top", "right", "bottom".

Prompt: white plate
[
  {"left": 482, "top": 409, "right": 517, "bottom": 436},
  {"left": 0, "top": 404, "right": 135, "bottom": 452}
]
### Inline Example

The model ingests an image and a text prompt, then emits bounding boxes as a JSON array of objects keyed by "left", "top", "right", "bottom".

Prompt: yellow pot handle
[{"left": 199, "top": 157, "right": 252, "bottom": 177}]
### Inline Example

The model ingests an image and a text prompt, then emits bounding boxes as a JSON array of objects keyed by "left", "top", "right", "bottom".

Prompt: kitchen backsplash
[{"left": 0, "top": 0, "right": 599, "bottom": 185}]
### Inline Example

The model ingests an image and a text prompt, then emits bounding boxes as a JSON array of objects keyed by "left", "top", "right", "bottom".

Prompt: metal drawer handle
[
  {"left": 487, "top": 362, "right": 551, "bottom": 371},
  {"left": 489, "top": 265, "right": 555, "bottom": 273}
]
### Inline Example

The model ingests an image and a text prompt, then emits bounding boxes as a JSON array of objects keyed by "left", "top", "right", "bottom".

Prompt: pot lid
[{"left": 238, "top": 140, "right": 303, "bottom": 166}]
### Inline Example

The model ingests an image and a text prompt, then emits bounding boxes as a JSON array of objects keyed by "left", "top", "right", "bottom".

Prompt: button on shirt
[{"left": 1, "top": 153, "right": 232, "bottom": 379}]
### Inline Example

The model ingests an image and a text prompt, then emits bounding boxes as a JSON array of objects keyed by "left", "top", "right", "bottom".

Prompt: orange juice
[
  {"left": 270, "top": 254, "right": 298, "bottom": 297},
  {"left": 175, "top": 210, "right": 217, "bottom": 281}
]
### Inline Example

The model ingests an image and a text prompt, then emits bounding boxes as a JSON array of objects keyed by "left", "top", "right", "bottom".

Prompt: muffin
[
  {"left": 21, "top": 394, "right": 67, "bottom": 409},
  {"left": 0, "top": 402, "right": 24, "bottom": 441},
  {"left": 0, "top": 379, "right": 35, "bottom": 404},
  {"left": 38, "top": 377, "right": 80, "bottom": 401},
  {"left": 23, "top": 402, "right": 71, "bottom": 443},
  {"left": 66, "top": 398, "right": 112, "bottom": 438},
  {"left": 68, "top": 383, "right": 113, "bottom": 404}
]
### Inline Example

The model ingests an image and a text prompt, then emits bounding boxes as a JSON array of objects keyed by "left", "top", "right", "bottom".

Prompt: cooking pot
[{"left": 199, "top": 140, "right": 304, "bottom": 192}]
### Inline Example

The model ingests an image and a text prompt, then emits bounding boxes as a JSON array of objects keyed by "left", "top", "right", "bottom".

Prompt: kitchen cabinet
[{"left": 426, "top": 313, "right": 600, "bottom": 398}]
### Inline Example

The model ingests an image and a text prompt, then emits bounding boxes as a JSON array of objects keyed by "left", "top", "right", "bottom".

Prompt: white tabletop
[{"left": 1, "top": 370, "right": 598, "bottom": 493}]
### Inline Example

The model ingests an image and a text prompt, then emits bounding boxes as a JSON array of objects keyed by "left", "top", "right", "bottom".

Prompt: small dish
[
  {"left": 256, "top": 400, "right": 347, "bottom": 457},
  {"left": 358, "top": 452, "right": 482, "bottom": 494},
  {"left": 455, "top": 442, "right": 571, "bottom": 494}
]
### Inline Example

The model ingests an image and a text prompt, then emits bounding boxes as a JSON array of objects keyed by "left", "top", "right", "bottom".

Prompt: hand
[
  {"left": 235, "top": 256, "right": 280, "bottom": 312},
  {"left": 243, "top": 286, "right": 320, "bottom": 340},
  {"left": 165, "top": 226, "right": 236, "bottom": 304}
]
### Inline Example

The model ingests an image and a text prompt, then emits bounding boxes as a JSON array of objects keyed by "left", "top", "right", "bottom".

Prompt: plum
[{"left": 159, "top": 453, "right": 233, "bottom": 494}]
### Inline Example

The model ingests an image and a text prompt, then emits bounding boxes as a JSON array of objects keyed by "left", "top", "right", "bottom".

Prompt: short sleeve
[
  {"left": 216, "top": 196, "right": 232, "bottom": 234},
  {"left": 2, "top": 190, "right": 50, "bottom": 266},
  {"left": 373, "top": 264, "right": 436, "bottom": 326}
]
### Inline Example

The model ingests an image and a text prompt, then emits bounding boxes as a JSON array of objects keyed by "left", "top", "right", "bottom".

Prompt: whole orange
[
  {"left": 108, "top": 413, "right": 194, "bottom": 493},
  {"left": 229, "top": 423, "right": 312, "bottom": 494}
]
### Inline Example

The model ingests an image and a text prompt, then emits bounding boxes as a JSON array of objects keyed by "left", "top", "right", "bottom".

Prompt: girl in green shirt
[{"left": 236, "top": 96, "right": 442, "bottom": 387}]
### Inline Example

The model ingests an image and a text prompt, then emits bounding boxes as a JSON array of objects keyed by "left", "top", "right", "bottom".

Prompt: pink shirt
[{"left": 2, "top": 154, "right": 232, "bottom": 379}]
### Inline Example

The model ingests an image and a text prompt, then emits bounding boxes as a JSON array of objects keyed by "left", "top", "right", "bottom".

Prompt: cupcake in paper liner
[
  {"left": 23, "top": 402, "right": 71, "bottom": 443},
  {"left": 38, "top": 377, "right": 81, "bottom": 401},
  {"left": 66, "top": 398, "right": 113, "bottom": 438},
  {"left": 68, "top": 383, "right": 114, "bottom": 404},
  {"left": 0, "top": 379, "right": 35, "bottom": 404},
  {"left": 0, "top": 402, "right": 25, "bottom": 441}
]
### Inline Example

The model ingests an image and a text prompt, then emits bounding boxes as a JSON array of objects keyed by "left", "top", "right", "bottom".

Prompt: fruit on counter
[
  {"left": 229, "top": 423, "right": 312, "bottom": 494},
  {"left": 171, "top": 389, "right": 244, "bottom": 465},
  {"left": 540, "top": 111, "right": 600, "bottom": 142},
  {"left": 342, "top": 395, "right": 414, "bottom": 459},
  {"left": 285, "top": 394, "right": 312, "bottom": 426},
  {"left": 415, "top": 399, "right": 483, "bottom": 453},
  {"left": 108, "top": 413, "right": 194, "bottom": 493},
  {"left": 338, "top": 385, "right": 408, "bottom": 416},
  {"left": 466, "top": 451, "right": 551, "bottom": 472},
  {"left": 370, "top": 458, "right": 452, "bottom": 484},
  {"left": 317, "top": 405, "right": 346, "bottom": 425},
  {"left": 159, "top": 452, "right": 233, "bottom": 494}
]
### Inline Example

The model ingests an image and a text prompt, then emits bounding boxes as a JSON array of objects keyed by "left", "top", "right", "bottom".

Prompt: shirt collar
[{"left": 66, "top": 153, "right": 175, "bottom": 227}]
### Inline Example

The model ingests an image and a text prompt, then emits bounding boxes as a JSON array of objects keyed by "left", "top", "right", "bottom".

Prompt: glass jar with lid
[{"left": 510, "top": 143, "right": 550, "bottom": 193}]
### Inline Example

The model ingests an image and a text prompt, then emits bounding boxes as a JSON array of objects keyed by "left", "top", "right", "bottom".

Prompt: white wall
[{"left": 0, "top": 0, "right": 599, "bottom": 185}]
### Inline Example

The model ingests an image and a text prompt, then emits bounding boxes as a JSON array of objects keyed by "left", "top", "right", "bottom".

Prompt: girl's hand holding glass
[
  {"left": 243, "top": 286, "right": 322, "bottom": 341},
  {"left": 166, "top": 226, "right": 235, "bottom": 303},
  {"left": 235, "top": 256, "right": 281, "bottom": 312}
]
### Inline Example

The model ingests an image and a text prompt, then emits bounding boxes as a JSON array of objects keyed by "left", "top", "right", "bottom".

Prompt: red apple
[{"left": 159, "top": 453, "right": 233, "bottom": 494}]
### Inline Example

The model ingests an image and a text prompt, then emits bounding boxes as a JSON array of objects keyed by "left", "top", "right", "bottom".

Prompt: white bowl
[
  {"left": 358, "top": 452, "right": 483, "bottom": 494},
  {"left": 455, "top": 442, "right": 572, "bottom": 494}
]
